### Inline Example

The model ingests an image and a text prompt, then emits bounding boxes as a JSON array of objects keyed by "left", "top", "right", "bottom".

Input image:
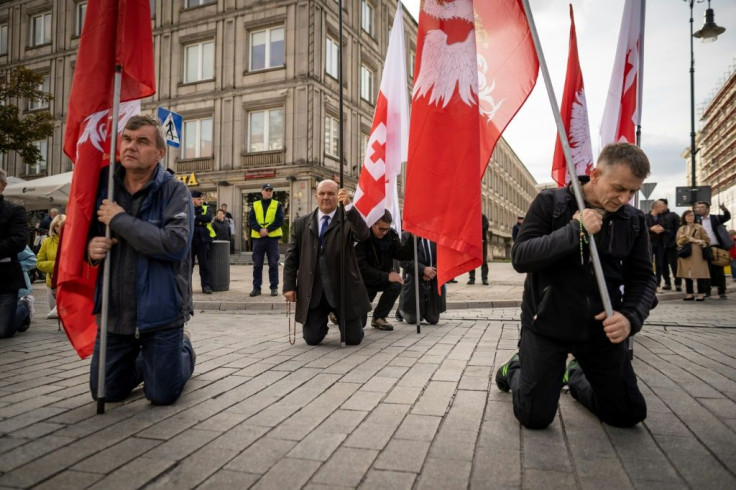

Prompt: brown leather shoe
[{"left": 370, "top": 317, "right": 394, "bottom": 331}]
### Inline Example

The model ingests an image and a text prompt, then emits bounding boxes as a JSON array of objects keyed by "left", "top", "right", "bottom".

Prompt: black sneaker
[
  {"left": 482, "top": 280, "right": 489, "bottom": 285},
  {"left": 395, "top": 310, "right": 404, "bottom": 322},
  {"left": 447, "top": 279, "right": 458, "bottom": 283},
  {"left": 271, "top": 289, "right": 279, "bottom": 296},
  {"left": 467, "top": 279, "right": 475, "bottom": 285},
  {"left": 249, "top": 289, "right": 261, "bottom": 297},
  {"left": 203, "top": 286, "right": 213, "bottom": 294},
  {"left": 662, "top": 284, "right": 672, "bottom": 291},
  {"left": 562, "top": 359, "right": 580, "bottom": 386},
  {"left": 676, "top": 286, "right": 682, "bottom": 292},
  {"left": 495, "top": 353, "right": 520, "bottom": 392}
]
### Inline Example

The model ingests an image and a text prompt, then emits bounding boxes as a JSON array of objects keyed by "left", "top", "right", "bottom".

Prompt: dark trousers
[
  {"left": 192, "top": 239, "right": 211, "bottom": 288},
  {"left": 707, "top": 260, "right": 727, "bottom": 296},
  {"left": 89, "top": 326, "right": 195, "bottom": 405},
  {"left": 0, "top": 292, "right": 18, "bottom": 338},
  {"left": 684, "top": 278, "right": 708, "bottom": 295},
  {"left": 252, "top": 237, "right": 280, "bottom": 290},
  {"left": 508, "top": 328, "right": 646, "bottom": 429},
  {"left": 303, "top": 293, "right": 364, "bottom": 346},
  {"left": 662, "top": 247, "right": 681, "bottom": 288},
  {"left": 468, "top": 241, "right": 489, "bottom": 281},
  {"left": 652, "top": 243, "right": 666, "bottom": 287},
  {"left": 362, "top": 282, "right": 402, "bottom": 326}
]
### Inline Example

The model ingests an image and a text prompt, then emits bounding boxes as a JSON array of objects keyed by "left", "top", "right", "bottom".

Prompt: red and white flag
[
  {"left": 404, "top": 0, "right": 538, "bottom": 286},
  {"left": 600, "top": 0, "right": 645, "bottom": 145},
  {"left": 57, "top": 0, "right": 155, "bottom": 359},
  {"left": 551, "top": 4, "right": 593, "bottom": 187},
  {"left": 354, "top": 3, "right": 409, "bottom": 233}
]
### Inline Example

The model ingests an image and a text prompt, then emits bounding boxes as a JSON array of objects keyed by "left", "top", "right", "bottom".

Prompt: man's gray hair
[
  {"left": 597, "top": 143, "right": 650, "bottom": 179},
  {"left": 125, "top": 115, "right": 166, "bottom": 150}
]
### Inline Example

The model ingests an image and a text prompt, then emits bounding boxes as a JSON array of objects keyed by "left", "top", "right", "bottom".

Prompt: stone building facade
[{"left": 1, "top": 0, "right": 537, "bottom": 256}]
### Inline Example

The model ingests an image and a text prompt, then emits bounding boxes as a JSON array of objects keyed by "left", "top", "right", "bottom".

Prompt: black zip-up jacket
[
  {"left": 512, "top": 186, "right": 656, "bottom": 342},
  {"left": 658, "top": 209, "right": 680, "bottom": 249},
  {"left": 355, "top": 228, "right": 413, "bottom": 289}
]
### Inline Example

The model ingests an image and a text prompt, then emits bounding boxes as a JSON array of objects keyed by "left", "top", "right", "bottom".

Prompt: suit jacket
[
  {"left": 697, "top": 209, "right": 732, "bottom": 249},
  {"left": 398, "top": 234, "right": 446, "bottom": 317},
  {"left": 283, "top": 206, "right": 371, "bottom": 324}
]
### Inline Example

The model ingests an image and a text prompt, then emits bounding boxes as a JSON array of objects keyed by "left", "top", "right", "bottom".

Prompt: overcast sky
[{"left": 401, "top": 0, "right": 736, "bottom": 211}]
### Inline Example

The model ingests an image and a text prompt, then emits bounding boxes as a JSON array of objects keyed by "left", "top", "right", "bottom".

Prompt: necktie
[{"left": 319, "top": 215, "right": 329, "bottom": 246}]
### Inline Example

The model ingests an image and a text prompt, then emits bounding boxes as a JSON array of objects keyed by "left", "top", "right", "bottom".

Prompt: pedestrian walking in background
[
  {"left": 248, "top": 184, "right": 283, "bottom": 297},
  {"left": 676, "top": 210, "right": 710, "bottom": 301}
]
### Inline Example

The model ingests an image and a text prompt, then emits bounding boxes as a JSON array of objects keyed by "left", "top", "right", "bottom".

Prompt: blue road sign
[{"left": 157, "top": 107, "right": 183, "bottom": 148}]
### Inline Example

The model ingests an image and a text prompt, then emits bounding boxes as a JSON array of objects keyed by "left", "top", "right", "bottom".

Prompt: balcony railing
[
  {"left": 177, "top": 157, "right": 214, "bottom": 172},
  {"left": 241, "top": 150, "right": 286, "bottom": 168}
]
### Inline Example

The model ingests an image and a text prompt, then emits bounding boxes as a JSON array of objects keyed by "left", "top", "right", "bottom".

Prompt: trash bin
[{"left": 209, "top": 240, "right": 230, "bottom": 292}]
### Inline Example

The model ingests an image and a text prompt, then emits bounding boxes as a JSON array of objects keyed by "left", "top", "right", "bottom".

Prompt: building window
[
  {"left": 325, "top": 36, "right": 339, "bottom": 79},
  {"left": 248, "top": 108, "right": 284, "bottom": 152},
  {"left": 26, "top": 140, "right": 47, "bottom": 175},
  {"left": 360, "top": 64, "right": 374, "bottom": 103},
  {"left": 359, "top": 132, "right": 369, "bottom": 172},
  {"left": 361, "top": 1, "right": 374, "bottom": 36},
  {"left": 28, "top": 75, "right": 50, "bottom": 111},
  {"left": 185, "top": 0, "right": 215, "bottom": 8},
  {"left": 0, "top": 24, "right": 7, "bottom": 55},
  {"left": 184, "top": 40, "right": 214, "bottom": 83},
  {"left": 182, "top": 117, "right": 213, "bottom": 159},
  {"left": 325, "top": 115, "right": 339, "bottom": 157},
  {"left": 30, "top": 12, "right": 52, "bottom": 46},
  {"left": 75, "top": 2, "right": 86, "bottom": 36},
  {"left": 249, "top": 26, "right": 284, "bottom": 71}
]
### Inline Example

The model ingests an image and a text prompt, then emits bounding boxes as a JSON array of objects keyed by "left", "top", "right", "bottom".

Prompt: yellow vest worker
[{"left": 248, "top": 184, "right": 284, "bottom": 297}]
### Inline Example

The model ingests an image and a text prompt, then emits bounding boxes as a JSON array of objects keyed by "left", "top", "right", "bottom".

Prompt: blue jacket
[{"left": 91, "top": 165, "right": 194, "bottom": 333}]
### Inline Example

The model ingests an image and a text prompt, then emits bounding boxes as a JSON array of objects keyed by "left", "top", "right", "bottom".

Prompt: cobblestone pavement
[{"left": 0, "top": 289, "right": 734, "bottom": 489}]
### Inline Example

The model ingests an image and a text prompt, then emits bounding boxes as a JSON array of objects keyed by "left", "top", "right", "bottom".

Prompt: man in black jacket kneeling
[
  {"left": 355, "top": 211, "right": 412, "bottom": 331},
  {"left": 495, "top": 143, "right": 657, "bottom": 429}
]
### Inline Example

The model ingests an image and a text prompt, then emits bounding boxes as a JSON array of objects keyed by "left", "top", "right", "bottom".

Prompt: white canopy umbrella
[{"left": 4, "top": 172, "right": 73, "bottom": 210}]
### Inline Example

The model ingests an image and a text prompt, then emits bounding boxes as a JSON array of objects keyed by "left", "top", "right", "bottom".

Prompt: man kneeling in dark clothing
[
  {"left": 355, "top": 211, "right": 412, "bottom": 331},
  {"left": 495, "top": 143, "right": 657, "bottom": 429}
]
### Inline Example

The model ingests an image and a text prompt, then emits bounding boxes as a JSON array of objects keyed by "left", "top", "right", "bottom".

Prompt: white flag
[
  {"left": 600, "top": 0, "right": 645, "bottom": 146},
  {"left": 353, "top": 2, "right": 409, "bottom": 234}
]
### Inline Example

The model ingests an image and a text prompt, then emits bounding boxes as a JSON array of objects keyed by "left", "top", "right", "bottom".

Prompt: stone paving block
[
  {"left": 411, "top": 381, "right": 457, "bottom": 416},
  {"left": 642, "top": 411, "right": 692, "bottom": 437},
  {"left": 655, "top": 434, "right": 736, "bottom": 488},
  {"left": 471, "top": 446, "right": 521, "bottom": 489},
  {"left": 286, "top": 430, "right": 346, "bottom": 461},
  {"left": 442, "top": 390, "right": 486, "bottom": 433},
  {"left": 606, "top": 425, "right": 682, "bottom": 484},
  {"left": 383, "top": 385, "right": 423, "bottom": 405},
  {"left": 578, "top": 475, "right": 633, "bottom": 490},
  {"left": 359, "top": 469, "right": 416, "bottom": 490},
  {"left": 394, "top": 414, "right": 442, "bottom": 442},
  {"left": 143, "top": 428, "right": 220, "bottom": 461},
  {"left": 4, "top": 421, "right": 64, "bottom": 440},
  {"left": 311, "top": 447, "right": 378, "bottom": 487},
  {"left": 318, "top": 409, "right": 369, "bottom": 435},
  {"left": 0, "top": 406, "right": 67, "bottom": 435},
  {"left": 361, "top": 376, "right": 398, "bottom": 393},
  {"left": 225, "top": 436, "right": 297, "bottom": 474},
  {"left": 522, "top": 419, "right": 573, "bottom": 473},
  {"left": 74, "top": 435, "right": 161, "bottom": 474},
  {"left": 522, "top": 469, "right": 577, "bottom": 489},
  {"left": 429, "top": 428, "right": 477, "bottom": 461},
  {"left": 699, "top": 396, "right": 736, "bottom": 419},
  {"left": 374, "top": 438, "right": 431, "bottom": 473},
  {"left": 0, "top": 435, "right": 76, "bottom": 473},
  {"left": 342, "top": 390, "right": 384, "bottom": 412},
  {"left": 252, "top": 457, "right": 322, "bottom": 489},
  {"left": 198, "top": 470, "right": 260, "bottom": 489},
  {"left": 33, "top": 469, "right": 104, "bottom": 490},
  {"left": 415, "top": 457, "right": 471, "bottom": 490}
]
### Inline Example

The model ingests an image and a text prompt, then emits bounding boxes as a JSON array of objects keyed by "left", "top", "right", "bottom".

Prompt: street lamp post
[{"left": 687, "top": 0, "right": 726, "bottom": 203}]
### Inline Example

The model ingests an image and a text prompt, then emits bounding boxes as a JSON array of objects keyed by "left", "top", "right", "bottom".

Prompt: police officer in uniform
[
  {"left": 191, "top": 190, "right": 214, "bottom": 294},
  {"left": 248, "top": 183, "right": 284, "bottom": 297}
]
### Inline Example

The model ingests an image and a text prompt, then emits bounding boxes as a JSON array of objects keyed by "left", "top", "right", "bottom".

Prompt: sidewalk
[
  {"left": 191, "top": 262, "right": 732, "bottom": 311},
  {"left": 0, "top": 264, "right": 733, "bottom": 489}
]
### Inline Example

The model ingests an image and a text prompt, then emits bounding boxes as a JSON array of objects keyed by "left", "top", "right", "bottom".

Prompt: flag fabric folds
[
  {"left": 551, "top": 4, "right": 593, "bottom": 187},
  {"left": 600, "top": 0, "right": 645, "bottom": 145},
  {"left": 404, "top": 0, "right": 538, "bottom": 286},
  {"left": 353, "top": 3, "right": 409, "bottom": 233},
  {"left": 57, "top": 0, "right": 155, "bottom": 359}
]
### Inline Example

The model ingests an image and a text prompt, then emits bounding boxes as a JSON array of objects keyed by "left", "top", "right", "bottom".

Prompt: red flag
[
  {"left": 354, "top": 5, "right": 409, "bottom": 232},
  {"left": 57, "top": 0, "right": 155, "bottom": 359},
  {"left": 600, "top": 0, "right": 645, "bottom": 145},
  {"left": 404, "top": 0, "right": 538, "bottom": 286},
  {"left": 551, "top": 4, "right": 593, "bottom": 187}
]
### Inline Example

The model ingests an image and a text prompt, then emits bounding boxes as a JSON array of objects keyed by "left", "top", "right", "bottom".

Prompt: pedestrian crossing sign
[{"left": 157, "top": 107, "right": 183, "bottom": 148}]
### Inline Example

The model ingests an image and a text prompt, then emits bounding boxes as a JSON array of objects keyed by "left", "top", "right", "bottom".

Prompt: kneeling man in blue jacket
[{"left": 87, "top": 115, "right": 196, "bottom": 405}]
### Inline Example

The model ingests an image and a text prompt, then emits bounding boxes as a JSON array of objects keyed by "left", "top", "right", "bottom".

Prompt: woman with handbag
[{"left": 676, "top": 210, "right": 710, "bottom": 301}]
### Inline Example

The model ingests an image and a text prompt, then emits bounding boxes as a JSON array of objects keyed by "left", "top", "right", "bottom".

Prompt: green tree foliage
[{"left": 0, "top": 66, "right": 54, "bottom": 165}]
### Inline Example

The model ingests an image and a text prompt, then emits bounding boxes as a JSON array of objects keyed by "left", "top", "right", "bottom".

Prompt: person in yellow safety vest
[
  {"left": 191, "top": 190, "right": 214, "bottom": 294},
  {"left": 248, "top": 183, "right": 284, "bottom": 297}
]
